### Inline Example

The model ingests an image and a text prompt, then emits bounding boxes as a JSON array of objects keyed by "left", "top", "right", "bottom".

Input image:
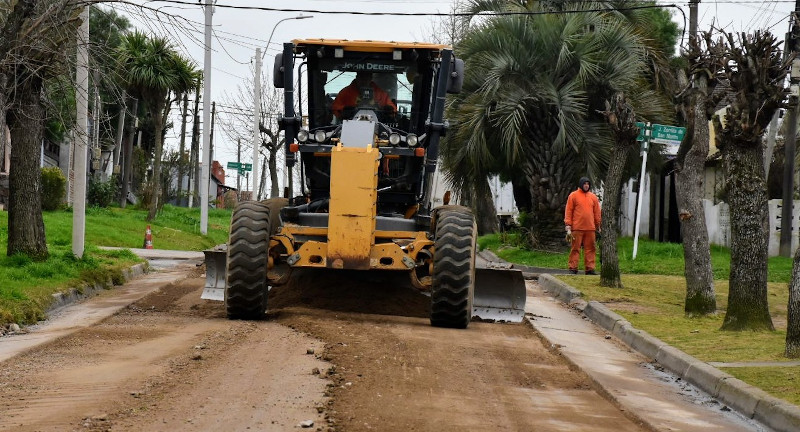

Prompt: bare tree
[
  {"left": 217, "top": 67, "right": 283, "bottom": 200},
  {"left": 713, "top": 30, "right": 787, "bottom": 331},
  {"left": 422, "top": 0, "right": 472, "bottom": 46}
]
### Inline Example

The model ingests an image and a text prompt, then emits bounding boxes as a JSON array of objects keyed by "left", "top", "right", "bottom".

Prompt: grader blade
[
  {"left": 201, "top": 248, "right": 227, "bottom": 301},
  {"left": 472, "top": 268, "right": 527, "bottom": 322}
]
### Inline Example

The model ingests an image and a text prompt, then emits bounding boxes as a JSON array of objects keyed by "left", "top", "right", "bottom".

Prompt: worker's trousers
[{"left": 568, "top": 230, "right": 596, "bottom": 271}]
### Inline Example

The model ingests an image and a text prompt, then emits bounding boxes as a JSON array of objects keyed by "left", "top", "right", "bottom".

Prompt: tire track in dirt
[{"left": 0, "top": 276, "right": 331, "bottom": 432}]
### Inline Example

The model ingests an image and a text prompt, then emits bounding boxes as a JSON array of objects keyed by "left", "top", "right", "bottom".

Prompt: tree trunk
[
  {"left": 720, "top": 143, "right": 774, "bottom": 331},
  {"left": 675, "top": 76, "right": 716, "bottom": 315},
  {"left": 256, "top": 157, "right": 265, "bottom": 201},
  {"left": 470, "top": 176, "right": 498, "bottom": 235},
  {"left": 787, "top": 244, "right": 800, "bottom": 358},
  {"left": 121, "top": 98, "right": 138, "bottom": 209},
  {"left": 600, "top": 145, "right": 628, "bottom": 288},
  {"left": 147, "top": 105, "right": 165, "bottom": 221},
  {"left": 6, "top": 76, "right": 47, "bottom": 260},
  {"left": 511, "top": 178, "right": 531, "bottom": 214},
  {"left": 523, "top": 145, "right": 578, "bottom": 249},
  {"left": 269, "top": 148, "right": 279, "bottom": 198},
  {"left": 0, "top": 74, "right": 7, "bottom": 172}
]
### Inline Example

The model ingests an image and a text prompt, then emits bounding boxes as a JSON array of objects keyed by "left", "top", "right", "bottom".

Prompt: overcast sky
[{"left": 111, "top": 0, "right": 798, "bottom": 189}]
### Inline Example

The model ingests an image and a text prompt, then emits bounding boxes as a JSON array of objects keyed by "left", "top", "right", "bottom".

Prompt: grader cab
[{"left": 203, "top": 39, "right": 526, "bottom": 328}]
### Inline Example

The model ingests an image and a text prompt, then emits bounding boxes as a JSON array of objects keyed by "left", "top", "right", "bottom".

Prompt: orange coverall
[
  {"left": 564, "top": 186, "right": 601, "bottom": 272},
  {"left": 331, "top": 81, "right": 396, "bottom": 119}
]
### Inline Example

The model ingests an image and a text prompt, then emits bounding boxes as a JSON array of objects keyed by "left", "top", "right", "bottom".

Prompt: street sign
[
  {"left": 227, "top": 162, "right": 252, "bottom": 175},
  {"left": 237, "top": 163, "right": 252, "bottom": 175},
  {"left": 650, "top": 124, "right": 686, "bottom": 146},
  {"left": 651, "top": 124, "right": 686, "bottom": 156},
  {"left": 635, "top": 123, "right": 685, "bottom": 156},
  {"left": 635, "top": 121, "right": 647, "bottom": 142}
]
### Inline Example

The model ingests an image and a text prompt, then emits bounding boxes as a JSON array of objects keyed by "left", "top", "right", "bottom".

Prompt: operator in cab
[{"left": 331, "top": 71, "right": 397, "bottom": 121}]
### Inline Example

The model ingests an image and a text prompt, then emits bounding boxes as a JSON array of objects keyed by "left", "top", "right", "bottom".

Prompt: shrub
[
  {"left": 87, "top": 177, "right": 116, "bottom": 207},
  {"left": 40, "top": 167, "right": 66, "bottom": 211},
  {"left": 223, "top": 190, "right": 237, "bottom": 209}
]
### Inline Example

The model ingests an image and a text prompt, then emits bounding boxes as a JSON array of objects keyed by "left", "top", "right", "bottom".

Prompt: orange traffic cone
[{"left": 143, "top": 225, "right": 153, "bottom": 249}]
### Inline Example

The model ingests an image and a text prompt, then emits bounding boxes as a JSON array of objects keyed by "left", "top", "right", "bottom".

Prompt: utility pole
[
  {"left": 781, "top": 5, "right": 800, "bottom": 257},
  {"left": 200, "top": 0, "right": 213, "bottom": 234},
  {"left": 253, "top": 48, "right": 261, "bottom": 201},
  {"left": 73, "top": 6, "right": 89, "bottom": 258},
  {"left": 189, "top": 80, "right": 201, "bottom": 207},
  {"left": 689, "top": 0, "right": 699, "bottom": 39},
  {"left": 177, "top": 92, "right": 188, "bottom": 206}
]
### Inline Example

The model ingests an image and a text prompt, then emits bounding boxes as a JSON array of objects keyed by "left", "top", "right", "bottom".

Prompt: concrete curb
[
  {"left": 537, "top": 273, "right": 800, "bottom": 432},
  {"left": 47, "top": 263, "right": 149, "bottom": 314}
]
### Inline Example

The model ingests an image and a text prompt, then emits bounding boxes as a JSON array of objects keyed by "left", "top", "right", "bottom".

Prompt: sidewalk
[
  {"left": 478, "top": 249, "right": 800, "bottom": 432},
  {"left": 533, "top": 272, "right": 800, "bottom": 432}
]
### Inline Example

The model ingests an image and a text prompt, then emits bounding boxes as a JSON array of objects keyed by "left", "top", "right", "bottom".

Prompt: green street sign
[
  {"left": 237, "top": 163, "right": 252, "bottom": 175},
  {"left": 650, "top": 124, "right": 686, "bottom": 156},
  {"left": 650, "top": 124, "right": 686, "bottom": 146},
  {"left": 228, "top": 162, "right": 252, "bottom": 175},
  {"left": 635, "top": 122, "right": 648, "bottom": 142}
]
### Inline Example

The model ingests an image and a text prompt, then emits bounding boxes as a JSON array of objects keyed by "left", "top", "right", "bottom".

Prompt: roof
[{"left": 292, "top": 39, "right": 449, "bottom": 53}]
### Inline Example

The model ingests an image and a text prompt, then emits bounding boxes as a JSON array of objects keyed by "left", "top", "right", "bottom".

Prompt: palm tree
[
  {"left": 116, "top": 32, "right": 197, "bottom": 221},
  {"left": 446, "top": 5, "right": 671, "bottom": 247}
]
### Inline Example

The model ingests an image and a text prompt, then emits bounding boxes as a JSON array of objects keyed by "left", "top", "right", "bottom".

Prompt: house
[{"left": 210, "top": 160, "right": 236, "bottom": 208}]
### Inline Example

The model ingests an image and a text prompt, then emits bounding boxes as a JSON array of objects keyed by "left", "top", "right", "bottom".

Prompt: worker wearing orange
[
  {"left": 331, "top": 71, "right": 396, "bottom": 120},
  {"left": 564, "top": 177, "right": 601, "bottom": 275}
]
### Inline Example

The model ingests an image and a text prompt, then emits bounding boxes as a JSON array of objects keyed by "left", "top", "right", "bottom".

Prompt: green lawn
[
  {"left": 479, "top": 231, "right": 799, "bottom": 407},
  {"left": 0, "top": 205, "right": 231, "bottom": 324},
  {"left": 480, "top": 232, "right": 794, "bottom": 283}
]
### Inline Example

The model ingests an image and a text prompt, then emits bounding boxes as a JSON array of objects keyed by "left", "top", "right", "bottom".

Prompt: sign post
[{"left": 633, "top": 122, "right": 651, "bottom": 260}]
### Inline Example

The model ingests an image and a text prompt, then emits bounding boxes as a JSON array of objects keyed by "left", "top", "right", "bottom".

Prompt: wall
[{"left": 619, "top": 177, "right": 650, "bottom": 237}]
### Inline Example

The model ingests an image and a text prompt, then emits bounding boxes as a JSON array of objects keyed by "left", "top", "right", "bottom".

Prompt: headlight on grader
[
  {"left": 406, "top": 134, "right": 419, "bottom": 147},
  {"left": 314, "top": 130, "right": 327, "bottom": 143},
  {"left": 297, "top": 129, "right": 309, "bottom": 143},
  {"left": 389, "top": 133, "right": 401, "bottom": 146}
]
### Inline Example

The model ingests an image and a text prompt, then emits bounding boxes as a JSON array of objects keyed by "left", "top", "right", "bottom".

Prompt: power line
[{"left": 138, "top": 0, "right": 685, "bottom": 17}]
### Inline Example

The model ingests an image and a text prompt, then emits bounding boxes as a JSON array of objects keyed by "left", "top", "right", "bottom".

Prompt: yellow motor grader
[{"left": 203, "top": 39, "right": 525, "bottom": 328}]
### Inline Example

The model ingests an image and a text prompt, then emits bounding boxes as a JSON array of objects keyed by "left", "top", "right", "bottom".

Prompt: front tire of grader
[
  {"left": 225, "top": 200, "right": 275, "bottom": 320},
  {"left": 430, "top": 208, "right": 476, "bottom": 329}
]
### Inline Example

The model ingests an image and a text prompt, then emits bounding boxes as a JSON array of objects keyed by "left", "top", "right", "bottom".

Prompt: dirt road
[{"left": 0, "top": 266, "right": 655, "bottom": 431}]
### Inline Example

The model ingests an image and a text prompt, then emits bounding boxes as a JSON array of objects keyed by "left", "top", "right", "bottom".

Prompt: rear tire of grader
[
  {"left": 225, "top": 200, "right": 280, "bottom": 320},
  {"left": 430, "top": 208, "right": 476, "bottom": 328}
]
